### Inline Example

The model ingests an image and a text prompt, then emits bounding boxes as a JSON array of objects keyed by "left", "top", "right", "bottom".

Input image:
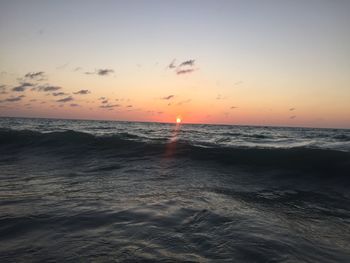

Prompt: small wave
[{"left": 1, "top": 128, "right": 349, "bottom": 175}]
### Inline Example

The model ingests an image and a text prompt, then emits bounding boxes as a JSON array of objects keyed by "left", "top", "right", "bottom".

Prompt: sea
[{"left": 0, "top": 117, "right": 349, "bottom": 262}]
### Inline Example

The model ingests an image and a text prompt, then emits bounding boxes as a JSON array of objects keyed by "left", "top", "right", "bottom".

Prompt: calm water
[{"left": 0, "top": 117, "right": 349, "bottom": 262}]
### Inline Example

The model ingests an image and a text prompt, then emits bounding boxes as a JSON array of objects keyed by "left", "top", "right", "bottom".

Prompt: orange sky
[{"left": 1, "top": 1, "right": 350, "bottom": 128}]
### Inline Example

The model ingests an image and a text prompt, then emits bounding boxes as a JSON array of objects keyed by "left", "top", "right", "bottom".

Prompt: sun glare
[{"left": 176, "top": 117, "right": 182, "bottom": 124}]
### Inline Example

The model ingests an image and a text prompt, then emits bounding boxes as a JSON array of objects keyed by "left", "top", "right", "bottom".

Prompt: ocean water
[{"left": 0, "top": 117, "right": 349, "bottom": 262}]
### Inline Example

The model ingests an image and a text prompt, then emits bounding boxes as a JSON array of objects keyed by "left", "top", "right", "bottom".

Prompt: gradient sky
[{"left": 1, "top": 0, "right": 349, "bottom": 128}]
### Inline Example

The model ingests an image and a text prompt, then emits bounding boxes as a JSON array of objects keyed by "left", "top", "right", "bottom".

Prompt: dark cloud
[
  {"left": 37, "top": 85, "right": 61, "bottom": 92},
  {"left": 290, "top": 115, "right": 296, "bottom": 119},
  {"left": 52, "top": 92, "right": 67, "bottom": 96},
  {"left": 56, "top": 96, "right": 74, "bottom": 103},
  {"left": 99, "top": 97, "right": 106, "bottom": 100},
  {"left": 0, "top": 95, "right": 25, "bottom": 103},
  {"left": 101, "top": 100, "right": 108, "bottom": 104},
  {"left": 231, "top": 106, "right": 238, "bottom": 109},
  {"left": 126, "top": 105, "right": 133, "bottom": 108},
  {"left": 161, "top": 95, "right": 175, "bottom": 100},
  {"left": 24, "top": 71, "right": 45, "bottom": 80},
  {"left": 12, "top": 82, "right": 34, "bottom": 92},
  {"left": 179, "top": 59, "right": 195, "bottom": 67},
  {"left": 85, "top": 69, "right": 114, "bottom": 76},
  {"left": 100, "top": 104, "right": 119, "bottom": 109},
  {"left": 289, "top": 108, "right": 296, "bottom": 111},
  {"left": 74, "top": 89, "right": 90, "bottom": 95},
  {"left": 70, "top": 103, "right": 79, "bottom": 107},
  {"left": 74, "top": 67, "right": 82, "bottom": 72},
  {"left": 176, "top": 69, "right": 195, "bottom": 75},
  {"left": 97, "top": 69, "right": 114, "bottom": 76}
]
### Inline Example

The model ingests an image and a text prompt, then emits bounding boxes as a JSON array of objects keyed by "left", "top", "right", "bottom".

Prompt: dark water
[{"left": 0, "top": 117, "right": 349, "bottom": 262}]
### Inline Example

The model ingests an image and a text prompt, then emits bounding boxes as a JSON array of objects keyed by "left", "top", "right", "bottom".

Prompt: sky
[{"left": 0, "top": 0, "right": 349, "bottom": 128}]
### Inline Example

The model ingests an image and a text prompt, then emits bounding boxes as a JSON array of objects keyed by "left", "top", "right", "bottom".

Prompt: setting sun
[{"left": 176, "top": 117, "right": 182, "bottom": 124}]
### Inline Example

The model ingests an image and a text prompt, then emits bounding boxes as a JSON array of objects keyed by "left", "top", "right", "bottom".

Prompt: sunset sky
[{"left": 1, "top": 0, "right": 349, "bottom": 128}]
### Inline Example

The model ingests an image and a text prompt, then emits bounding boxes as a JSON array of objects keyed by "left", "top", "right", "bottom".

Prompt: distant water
[{"left": 0, "top": 117, "right": 349, "bottom": 262}]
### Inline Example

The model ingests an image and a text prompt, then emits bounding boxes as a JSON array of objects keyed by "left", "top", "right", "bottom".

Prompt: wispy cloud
[
  {"left": 167, "top": 59, "right": 197, "bottom": 75},
  {"left": 52, "top": 92, "right": 67, "bottom": 96},
  {"left": 85, "top": 68, "right": 114, "bottom": 76},
  {"left": 179, "top": 59, "right": 195, "bottom": 67},
  {"left": 177, "top": 99, "right": 191, "bottom": 105},
  {"left": 37, "top": 85, "right": 61, "bottom": 92},
  {"left": 231, "top": 106, "right": 238, "bottom": 109},
  {"left": 216, "top": 94, "right": 228, "bottom": 100},
  {"left": 290, "top": 115, "right": 296, "bottom": 119},
  {"left": 0, "top": 84, "right": 7, "bottom": 94},
  {"left": 24, "top": 71, "right": 46, "bottom": 80},
  {"left": 100, "top": 104, "right": 119, "bottom": 109},
  {"left": 56, "top": 96, "right": 74, "bottom": 103},
  {"left": 161, "top": 95, "right": 175, "bottom": 100},
  {"left": 176, "top": 69, "right": 195, "bottom": 75},
  {"left": 289, "top": 107, "right": 295, "bottom": 111},
  {"left": 168, "top": 59, "right": 176, "bottom": 69},
  {"left": 74, "top": 89, "right": 90, "bottom": 95},
  {"left": 12, "top": 82, "right": 34, "bottom": 92},
  {"left": 0, "top": 95, "right": 25, "bottom": 103},
  {"left": 70, "top": 103, "right": 79, "bottom": 107}
]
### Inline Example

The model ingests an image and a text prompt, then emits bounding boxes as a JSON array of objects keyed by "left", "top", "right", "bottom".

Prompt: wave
[{"left": 1, "top": 128, "right": 350, "bottom": 175}]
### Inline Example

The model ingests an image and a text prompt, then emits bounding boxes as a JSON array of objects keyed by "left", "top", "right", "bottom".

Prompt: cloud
[
  {"left": 24, "top": 71, "right": 45, "bottom": 80},
  {"left": 161, "top": 95, "right": 175, "bottom": 100},
  {"left": 176, "top": 69, "right": 195, "bottom": 75},
  {"left": 231, "top": 106, "right": 238, "bottom": 109},
  {"left": 0, "top": 95, "right": 25, "bottom": 103},
  {"left": 126, "top": 105, "right": 133, "bottom": 108},
  {"left": 234, "top": 81, "right": 243, "bottom": 86},
  {"left": 56, "top": 63, "right": 69, "bottom": 70},
  {"left": 168, "top": 59, "right": 176, "bottom": 69},
  {"left": 85, "top": 69, "right": 114, "bottom": 76},
  {"left": 70, "top": 103, "right": 79, "bottom": 107},
  {"left": 290, "top": 115, "right": 296, "bottom": 119},
  {"left": 216, "top": 94, "right": 227, "bottom": 100},
  {"left": 99, "top": 97, "right": 106, "bottom": 100},
  {"left": 101, "top": 100, "right": 108, "bottom": 104},
  {"left": 179, "top": 59, "right": 195, "bottom": 67},
  {"left": 52, "top": 92, "right": 67, "bottom": 96},
  {"left": 177, "top": 99, "right": 191, "bottom": 105},
  {"left": 74, "top": 67, "right": 82, "bottom": 72},
  {"left": 97, "top": 69, "right": 114, "bottom": 76},
  {"left": 12, "top": 82, "right": 34, "bottom": 92},
  {"left": 100, "top": 104, "right": 120, "bottom": 109},
  {"left": 56, "top": 96, "right": 74, "bottom": 103},
  {"left": 289, "top": 108, "right": 295, "bottom": 111},
  {"left": 37, "top": 85, "right": 61, "bottom": 92},
  {"left": 0, "top": 85, "right": 7, "bottom": 94},
  {"left": 74, "top": 89, "right": 90, "bottom": 95}
]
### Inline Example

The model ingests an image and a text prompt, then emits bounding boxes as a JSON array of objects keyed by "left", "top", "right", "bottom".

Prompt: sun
[{"left": 176, "top": 117, "right": 182, "bottom": 124}]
